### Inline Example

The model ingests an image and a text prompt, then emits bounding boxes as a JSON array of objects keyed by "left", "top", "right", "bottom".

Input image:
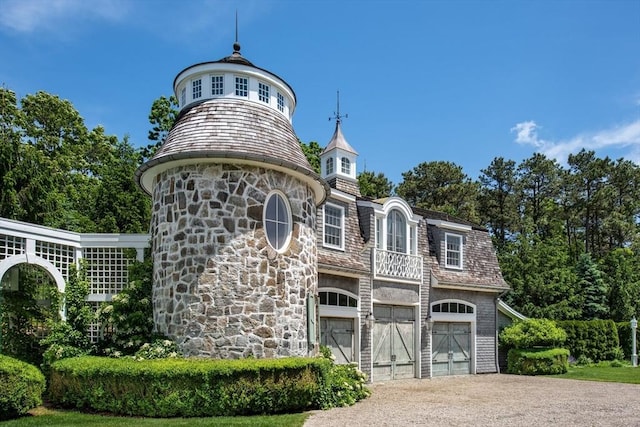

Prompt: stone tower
[{"left": 136, "top": 42, "right": 328, "bottom": 358}]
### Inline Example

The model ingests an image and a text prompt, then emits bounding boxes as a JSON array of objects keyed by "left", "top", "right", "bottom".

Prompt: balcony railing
[{"left": 372, "top": 248, "right": 422, "bottom": 283}]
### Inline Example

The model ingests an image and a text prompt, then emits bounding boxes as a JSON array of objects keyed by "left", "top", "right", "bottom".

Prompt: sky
[{"left": 0, "top": 0, "right": 639, "bottom": 185}]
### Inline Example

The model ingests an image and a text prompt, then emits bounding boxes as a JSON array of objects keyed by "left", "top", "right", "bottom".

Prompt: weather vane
[{"left": 329, "top": 90, "right": 348, "bottom": 123}]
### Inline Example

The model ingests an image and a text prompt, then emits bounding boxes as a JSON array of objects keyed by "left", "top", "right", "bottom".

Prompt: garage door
[
  {"left": 320, "top": 318, "right": 355, "bottom": 364},
  {"left": 432, "top": 322, "right": 471, "bottom": 376},
  {"left": 372, "top": 305, "right": 415, "bottom": 381}
]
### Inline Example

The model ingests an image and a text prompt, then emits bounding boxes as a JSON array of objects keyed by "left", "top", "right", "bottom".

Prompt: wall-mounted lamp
[
  {"left": 426, "top": 315, "right": 434, "bottom": 332},
  {"left": 365, "top": 311, "right": 375, "bottom": 329}
]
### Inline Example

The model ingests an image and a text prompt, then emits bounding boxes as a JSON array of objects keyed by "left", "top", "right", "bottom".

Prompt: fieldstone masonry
[{"left": 150, "top": 163, "right": 318, "bottom": 358}]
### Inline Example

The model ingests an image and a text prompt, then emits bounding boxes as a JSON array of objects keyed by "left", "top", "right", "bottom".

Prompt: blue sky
[{"left": 1, "top": 0, "right": 638, "bottom": 185}]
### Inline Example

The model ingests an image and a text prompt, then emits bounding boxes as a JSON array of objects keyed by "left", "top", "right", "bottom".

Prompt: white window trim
[
  {"left": 322, "top": 203, "right": 345, "bottom": 251},
  {"left": 234, "top": 75, "right": 248, "bottom": 98},
  {"left": 210, "top": 74, "right": 224, "bottom": 96},
  {"left": 373, "top": 197, "right": 421, "bottom": 255},
  {"left": 263, "top": 191, "right": 292, "bottom": 253},
  {"left": 444, "top": 232, "right": 463, "bottom": 270}
]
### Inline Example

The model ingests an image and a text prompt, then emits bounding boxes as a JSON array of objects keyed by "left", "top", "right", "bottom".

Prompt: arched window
[
  {"left": 326, "top": 157, "right": 334, "bottom": 175},
  {"left": 387, "top": 209, "right": 406, "bottom": 253},
  {"left": 341, "top": 157, "right": 351, "bottom": 175},
  {"left": 432, "top": 301, "right": 474, "bottom": 314},
  {"left": 319, "top": 291, "right": 358, "bottom": 308},
  {"left": 264, "top": 191, "right": 292, "bottom": 252}
]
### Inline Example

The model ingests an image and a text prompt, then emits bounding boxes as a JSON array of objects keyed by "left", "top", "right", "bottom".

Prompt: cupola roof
[{"left": 322, "top": 119, "right": 358, "bottom": 155}]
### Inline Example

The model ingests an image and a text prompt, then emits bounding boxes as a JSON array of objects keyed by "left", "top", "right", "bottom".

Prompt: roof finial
[
  {"left": 329, "top": 90, "right": 348, "bottom": 124},
  {"left": 233, "top": 10, "right": 241, "bottom": 54}
]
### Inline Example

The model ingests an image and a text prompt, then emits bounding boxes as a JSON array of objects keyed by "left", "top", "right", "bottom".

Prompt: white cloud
[
  {"left": 511, "top": 121, "right": 546, "bottom": 148},
  {"left": 0, "top": 0, "right": 128, "bottom": 34},
  {"left": 512, "top": 119, "right": 640, "bottom": 164}
]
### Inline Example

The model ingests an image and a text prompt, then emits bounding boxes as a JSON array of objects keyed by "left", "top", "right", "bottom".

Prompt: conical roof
[{"left": 322, "top": 119, "right": 358, "bottom": 155}]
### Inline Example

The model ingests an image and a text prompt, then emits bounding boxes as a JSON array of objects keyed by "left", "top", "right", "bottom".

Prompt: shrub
[
  {"left": 316, "top": 345, "right": 369, "bottom": 408},
  {"left": 49, "top": 356, "right": 334, "bottom": 417},
  {"left": 133, "top": 338, "right": 181, "bottom": 360},
  {"left": 500, "top": 318, "right": 567, "bottom": 349},
  {"left": 507, "top": 348, "right": 569, "bottom": 375},
  {"left": 557, "top": 320, "right": 621, "bottom": 362},
  {"left": 0, "top": 354, "right": 46, "bottom": 420}
]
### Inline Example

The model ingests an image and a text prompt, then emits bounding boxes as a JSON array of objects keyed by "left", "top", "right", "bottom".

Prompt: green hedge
[
  {"left": 557, "top": 320, "right": 621, "bottom": 362},
  {"left": 507, "top": 348, "right": 569, "bottom": 375},
  {"left": 0, "top": 354, "right": 46, "bottom": 420},
  {"left": 49, "top": 356, "right": 335, "bottom": 417}
]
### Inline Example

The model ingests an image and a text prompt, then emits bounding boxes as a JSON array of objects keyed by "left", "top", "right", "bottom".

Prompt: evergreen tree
[{"left": 575, "top": 252, "right": 608, "bottom": 320}]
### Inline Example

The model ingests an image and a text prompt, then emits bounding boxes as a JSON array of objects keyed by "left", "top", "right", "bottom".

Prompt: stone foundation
[{"left": 150, "top": 163, "right": 318, "bottom": 358}]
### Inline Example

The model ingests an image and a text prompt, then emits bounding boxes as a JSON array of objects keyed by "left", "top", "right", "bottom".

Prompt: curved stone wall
[{"left": 150, "top": 163, "right": 318, "bottom": 358}]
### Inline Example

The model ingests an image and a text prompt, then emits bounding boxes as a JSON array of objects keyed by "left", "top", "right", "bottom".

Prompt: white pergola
[{"left": 0, "top": 217, "right": 149, "bottom": 341}]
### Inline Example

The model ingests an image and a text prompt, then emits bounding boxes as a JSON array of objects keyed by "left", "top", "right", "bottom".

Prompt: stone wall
[{"left": 150, "top": 163, "right": 318, "bottom": 358}]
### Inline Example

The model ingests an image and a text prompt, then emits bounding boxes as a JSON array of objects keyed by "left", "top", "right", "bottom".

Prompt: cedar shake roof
[
  {"left": 136, "top": 99, "right": 329, "bottom": 203},
  {"left": 322, "top": 120, "right": 358, "bottom": 155}
]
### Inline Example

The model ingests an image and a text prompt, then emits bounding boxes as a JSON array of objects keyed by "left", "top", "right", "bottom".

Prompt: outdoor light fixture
[
  {"left": 365, "top": 312, "right": 375, "bottom": 329},
  {"left": 631, "top": 317, "right": 638, "bottom": 368},
  {"left": 426, "top": 315, "right": 434, "bottom": 332}
]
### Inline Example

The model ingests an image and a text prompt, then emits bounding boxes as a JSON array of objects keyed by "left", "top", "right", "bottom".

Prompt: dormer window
[
  {"left": 235, "top": 76, "right": 248, "bottom": 97},
  {"left": 258, "top": 82, "right": 270, "bottom": 103},
  {"left": 445, "top": 233, "right": 463, "bottom": 269},
  {"left": 323, "top": 204, "right": 344, "bottom": 250},
  {"left": 326, "top": 157, "right": 334, "bottom": 175},
  {"left": 277, "top": 92, "right": 285, "bottom": 112},
  {"left": 192, "top": 78, "right": 202, "bottom": 100},
  {"left": 341, "top": 157, "right": 351, "bottom": 175},
  {"left": 387, "top": 209, "right": 406, "bottom": 253},
  {"left": 211, "top": 75, "right": 224, "bottom": 96}
]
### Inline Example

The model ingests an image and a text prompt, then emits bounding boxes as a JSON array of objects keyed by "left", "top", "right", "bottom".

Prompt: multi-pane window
[
  {"left": 323, "top": 204, "right": 343, "bottom": 249},
  {"left": 341, "top": 157, "right": 351, "bottom": 174},
  {"left": 264, "top": 192, "right": 291, "bottom": 252},
  {"left": 445, "top": 233, "right": 462, "bottom": 268},
  {"left": 387, "top": 209, "right": 406, "bottom": 253},
  {"left": 180, "top": 87, "right": 186, "bottom": 106},
  {"left": 319, "top": 291, "right": 357, "bottom": 307},
  {"left": 277, "top": 92, "right": 285, "bottom": 112},
  {"left": 326, "top": 157, "right": 334, "bottom": 175},
  {"left": 432, "top": 301, "right": 474, "bottom": 314},
  {"left": 235, "top": 76, "right": 248, "bottom": 97},
  {"left": 211, "top": 75, "right": 224, "bottom": 95},
  {"left": 376, "top": 218, "right": 383, "bottom": 249},
  {"left": 258, "top": 82, "right": 270, "bottom": 103},
  {"left": 192, "top": 78, "right": 202, "bottom": 100}
]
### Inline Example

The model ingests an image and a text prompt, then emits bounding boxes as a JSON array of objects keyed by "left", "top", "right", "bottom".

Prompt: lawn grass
[
  {"left": 0, "top": 407, "right": 310, "bottom": 427},
  {"left": 553, "top": 363, "right": 640, "bottom": 384}
]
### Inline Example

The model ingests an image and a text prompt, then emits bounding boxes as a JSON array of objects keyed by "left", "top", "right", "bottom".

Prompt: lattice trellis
[
  {"left": 35, "top": 240, "right": 76, "bottom": 280},
  {"left": 0, "top": 234, "right": 25, "bottom": 260},
  {"left": 83, "top": 247, "right": 133, "bottom": 295}
]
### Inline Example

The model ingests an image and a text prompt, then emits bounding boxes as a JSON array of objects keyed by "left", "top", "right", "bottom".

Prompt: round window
[{"left": 264, "top": 191, "right": 292, "bottom": 252}]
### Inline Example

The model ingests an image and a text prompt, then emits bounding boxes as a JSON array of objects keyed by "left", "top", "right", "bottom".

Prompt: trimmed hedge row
[
  {"left": 49, "top": 356, "right": 334, "bottom": 417},
  {"left": 507, "top": 348, "right": 569, "bottom": 375},
  {"left": 556, "top": 320, "right": 621, "bottom": 362},
  {"left": 0, "top": 354, "right": 46, "bottom": 420}
]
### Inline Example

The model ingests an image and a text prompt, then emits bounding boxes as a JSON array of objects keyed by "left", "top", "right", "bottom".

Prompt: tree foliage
[
  {"left": 358, "top": 170, "right": 394, "bottom": 199},
  {"left": 299, "top": 140, "right": 323, "bottom": 174}
]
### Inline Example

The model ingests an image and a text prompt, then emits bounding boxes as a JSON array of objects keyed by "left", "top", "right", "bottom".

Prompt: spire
[
  {"left": 233, "top": 10, "right": 240, "bottom": 54},
  {"left": 324, "top": 91, "right": 357, "bottom": 155}
]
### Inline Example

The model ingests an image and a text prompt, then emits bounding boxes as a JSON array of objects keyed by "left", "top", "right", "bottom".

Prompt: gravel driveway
[{"left": 304, "top": 374, "right": 640, "bottom": 426}]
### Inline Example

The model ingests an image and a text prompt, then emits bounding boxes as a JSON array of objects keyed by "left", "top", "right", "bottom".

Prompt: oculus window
[{"left": 264, "top": 191, "right": 292, "bottom": 252}]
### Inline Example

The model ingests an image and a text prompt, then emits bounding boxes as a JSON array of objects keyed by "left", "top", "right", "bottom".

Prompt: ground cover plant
[
  {"left": 0, "top": 409, "right": 308, "bottom": 427},
  {"left": 553, "top": 361, "right": 640, "bottom": 384}
]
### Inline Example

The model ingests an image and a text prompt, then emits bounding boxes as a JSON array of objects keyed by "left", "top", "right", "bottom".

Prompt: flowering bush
[
  {"left": 317, "top": 345, "right": 370, "bottom": 408},
  {"left": 133, "top": 339, "right": 181, "bottom": 360}
]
